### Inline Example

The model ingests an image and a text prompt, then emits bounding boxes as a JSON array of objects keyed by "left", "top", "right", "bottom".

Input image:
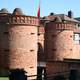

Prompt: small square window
[
  {"left": 38, "top": 33, "right": 40, "bottom": 36},
  {"left": 52, "top": 49, "right": 57, "bottom": 51},
  {"left": 70, "top": 49, "right": 72, "bottom": 51},
  {"left": 74, "top": 33, "right": 80, "bottom": 44},
  {"left": 4, "top": 32, "right": 9, "bottom": 34},
  {"left": 31, "top": 33, "right": 35, "bottom": 35},
  {"left": 4, "top": 49, "right": 9, "bottom": 52},
  {"left": 52, "top": 34, "right": 56, "bottom": 37},
  {"left": 70, "top": 35, "right": 72, "bottom": 38},
  {"left": 30, "top": 50, "right": 34, "bottom": 52}
]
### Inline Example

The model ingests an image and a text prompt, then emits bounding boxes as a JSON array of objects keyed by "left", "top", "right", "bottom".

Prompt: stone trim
[
  {"left": 9, "top": 16, "right": 39, "bottom": 26},
  {"left": 46, "top": 23, "right": 75, "bottom": 30},
  {"left": 0, "top": 15, "right": 39, "bottom": 26}
]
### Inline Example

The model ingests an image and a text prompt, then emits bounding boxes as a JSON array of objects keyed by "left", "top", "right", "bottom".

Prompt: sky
[{"left": 0, "top": 0, "right": 80, "bottom": 17}]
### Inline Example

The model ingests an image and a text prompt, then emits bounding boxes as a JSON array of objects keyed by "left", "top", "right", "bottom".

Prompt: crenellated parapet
[
  {"left": 9, "top": 15, "right": 39, "bottom": 26},
  {"left": 0, "top": 8, "right": 39, "bottom": 26},
  {"left": 46, "top": 22, "right": 75, "bottom": 32},
  {"left": 0, "top": 15, "right": 9, "bottom": 23},
  {"left": 0, "top": 15, "right": 39, "bottom": 26}
]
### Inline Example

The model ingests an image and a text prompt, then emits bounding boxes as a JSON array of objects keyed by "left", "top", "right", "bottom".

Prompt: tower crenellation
[{"left": 0, "top": 8, "right": 39, "bottom": 26}]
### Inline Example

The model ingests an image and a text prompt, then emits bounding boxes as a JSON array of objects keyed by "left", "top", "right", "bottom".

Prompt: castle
[{"left": 0, "top": 8, "right": 80, "bottom": 80}]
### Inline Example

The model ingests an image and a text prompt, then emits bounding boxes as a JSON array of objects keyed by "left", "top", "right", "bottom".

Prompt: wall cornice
[{"left": 0, "top": 15, "right": 39, "bottom": 26}]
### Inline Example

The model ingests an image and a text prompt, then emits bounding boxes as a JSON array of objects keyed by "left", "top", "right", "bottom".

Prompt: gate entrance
[
  {"left": 37, "top": 67, "right": 46, "bottom": 80},
  {"left": 69, "top": 69, "right": 77, "bottom": 80},
  {"left": 9, "top": 69, "right": 27, "bottom": 80}
]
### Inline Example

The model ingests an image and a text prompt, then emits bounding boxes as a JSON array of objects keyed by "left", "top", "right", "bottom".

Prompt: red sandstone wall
[
  {"left": 45, "top": 23, "right": 74, "bottom": 61},
  {"left": 9, "top": 25, "right": 37, "bottom": 77},
  {"left": 73, "top": 45, "right": 80, "bottom": 59},
  {"left": 46, "top": 62, "right": 69, "bottom": 76},
  {"left": 46, "top": 61, "right": 80, "bottom": 79},
  {"left": 0, "top": 14, "right": 39, "bottom": 80},
  {"left": 45, "top": 22, "right": 80, "bottom": 60},
  {"left": 0, "top": 25, "right": 38, "bottom": 79},
  {"left": 45, "top": 22, "right": 80, "bottom": 77},
  {"left": 38, "top": 26, "right": 45, "bottom": 62},
  {"left": 0, "top": 25, "right": 10, "bottom": 67}
]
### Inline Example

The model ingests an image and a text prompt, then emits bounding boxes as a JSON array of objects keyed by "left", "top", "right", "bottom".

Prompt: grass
[{"left": 0, "top": 77, "right": 9, "bottom": 80}]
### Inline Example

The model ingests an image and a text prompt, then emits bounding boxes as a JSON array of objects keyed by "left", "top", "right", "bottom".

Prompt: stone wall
[
  {"left": 45, "top": 22, "right": 74, "bottom": 61},
  {"left": 0, "top": 10, "right": 39, "bottom": 79},
  {"left": 45, "top": 21, "right": 80, "bottom": 78},
  {"left": 38, "top": 26, "right": 45, "bottom": 62}
]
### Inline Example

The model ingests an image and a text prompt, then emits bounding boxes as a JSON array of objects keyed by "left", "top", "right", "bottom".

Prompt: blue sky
[{"left": 0, "top": 0, "right": 80, "bottom": 17}]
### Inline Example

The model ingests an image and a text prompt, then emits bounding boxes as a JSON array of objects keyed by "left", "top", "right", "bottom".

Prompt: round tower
[
  {"left": 45, "top": 17, "right": 74, "bottom": 61},
  {"left": 0, "top": 8, "right": 39, "bottom": 79}
]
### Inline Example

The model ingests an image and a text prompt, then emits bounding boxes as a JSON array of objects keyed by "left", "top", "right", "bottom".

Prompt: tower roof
[
  {"left": 54, "top": 16, "right": 62, "bottom": 22},
  {"left": 43, "top": 14, "right": 79, "bottom": 23},
  {"left": 0, "top": 8, "right": 9, "bottom": 13},
  {"left": 13, "top": 8, "right": 23, "bottom": 15}
]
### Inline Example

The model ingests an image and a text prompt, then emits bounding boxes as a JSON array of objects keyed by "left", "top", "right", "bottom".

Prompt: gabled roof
[{"left": 58, "top": 14, "right": 79, "bottom": 23}]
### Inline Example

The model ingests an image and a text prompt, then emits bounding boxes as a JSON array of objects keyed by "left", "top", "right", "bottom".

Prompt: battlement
[
  {"left": 46, "top": 22, "right": 75, "bottom": 31},
  {"left": 0, "top": 8, "right": 39, "bottom": 26},
  {"left": 9, "top": 15, "right": 39, "bottom": 25}
]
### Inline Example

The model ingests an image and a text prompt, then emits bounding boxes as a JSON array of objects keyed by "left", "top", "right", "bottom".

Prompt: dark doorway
[
  {"left": 9, "top": 69, "right": 27, "bottom": 80},
  {"left": 69, "top": 69, "right": 77, "bottom": 80},
  {"left": 37, "top": 67, "right": 46, "bottom": 80}
]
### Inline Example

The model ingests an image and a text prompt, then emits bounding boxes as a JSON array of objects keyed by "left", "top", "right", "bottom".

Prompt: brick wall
[
  {"left": 38, "top": 26, "right": 45, "bottom": 62},
  {"left": 0, "top": 13, "right": 39, "bottom": 80},
  {"left": 45, "top": 21, "right": 80, "bottom": 77},
  {"left": 45, "top": 22, "right": 74, "bottom": 61}
]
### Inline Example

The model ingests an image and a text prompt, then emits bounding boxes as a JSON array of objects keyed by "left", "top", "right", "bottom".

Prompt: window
[
  {"left": 4, "top": 49, "right": 9, "bottom": 52},
  {"left": 75, "top": 24, "right": 78, "bottom": 28},
  {"left": 31, "top": 33, "right": 35, "bottom": 35},
  {"left": 38, "top": 33, "right": 40, "bottom": 36},
  {"left": 52, "top": 34, "right": 56, "bottom": 37},
  {"left": 78, "top": 24, "right": 80, "bottom": 28},
  {"left": 30, "top": 50, "right": 34, "bottom": 52},
  {"left": 52, "top": 49, "right": 57, "bottom": 51},
  {"left": 4, "top": 32, "right": 9, "bottom": 34},
  {"left": 74, "top": 33, "right": 80, "bottom": 44}
]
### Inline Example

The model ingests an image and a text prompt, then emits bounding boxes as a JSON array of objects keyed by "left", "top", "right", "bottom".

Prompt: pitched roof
[{"left": 43, "top": 14, "right": 79, "bottom": 23}]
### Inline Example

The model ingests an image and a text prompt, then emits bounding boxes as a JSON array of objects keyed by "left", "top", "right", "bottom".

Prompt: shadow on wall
[
  {"left": 38, "top": 43, "right": 44, "bottom": 61},
  {"left": 0, "top": 23, "right": 11, "bottom": 76},
  {"left": 54, "top": 75, "right": 65, "bottom": 80}
]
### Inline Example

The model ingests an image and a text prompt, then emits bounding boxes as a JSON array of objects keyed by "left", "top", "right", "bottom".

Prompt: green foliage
[{"left": 0, "top": 77, "right": 9, "bottom": 80}]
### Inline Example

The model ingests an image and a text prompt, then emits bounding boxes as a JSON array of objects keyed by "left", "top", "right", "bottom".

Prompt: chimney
[
  {"left": 68, "top": 10, "right": 73, "bottom": 18},
  {"left": 50, "top": 12, "right": 54, "bottom": 16}
]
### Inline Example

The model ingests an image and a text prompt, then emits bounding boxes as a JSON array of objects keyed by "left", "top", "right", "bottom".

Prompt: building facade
[
  {"left": 42, "top": 11, "right": 80, "bottom": 79},
  {"left": 0, "top": 8, "right": 80, "bottom": 80}
]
